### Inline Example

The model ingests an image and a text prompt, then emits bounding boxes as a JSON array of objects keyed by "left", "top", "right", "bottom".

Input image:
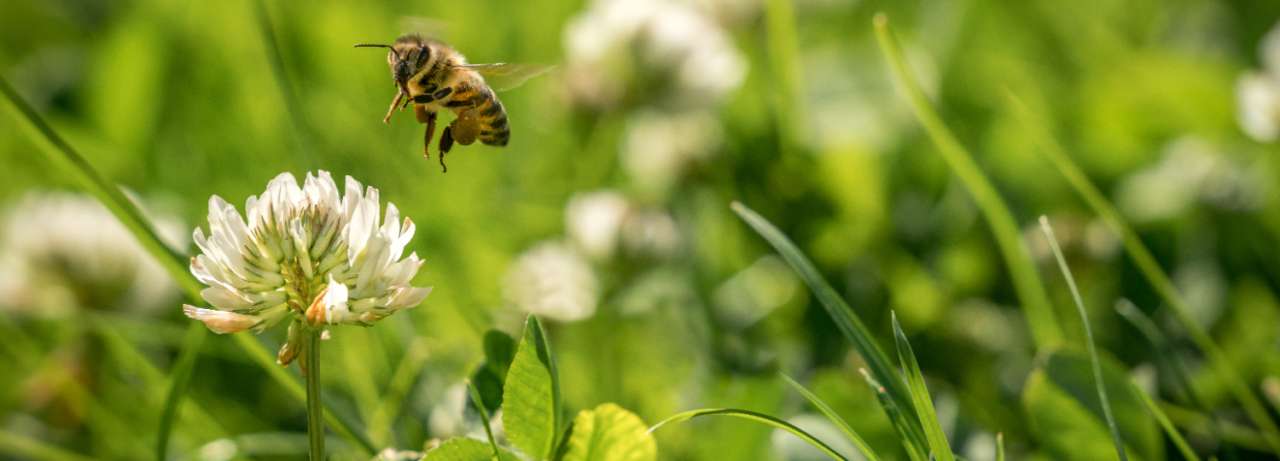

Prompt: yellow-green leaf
[
  {"left": 563, "top": 404, "right": 657, "bottom": 461},
  {"left": 502, "top": 316, "right": 562, "bottom": 459}
]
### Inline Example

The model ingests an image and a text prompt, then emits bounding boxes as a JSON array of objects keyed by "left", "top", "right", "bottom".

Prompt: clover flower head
[
  {"left": 0, "top": 192, "right": 183, "bottom": 316},
  {"left": 183, "top": 171, "right": 430, "bottom": 359},
  {"left": 503, "top": 241, "right": 598, "bottom": 322}
]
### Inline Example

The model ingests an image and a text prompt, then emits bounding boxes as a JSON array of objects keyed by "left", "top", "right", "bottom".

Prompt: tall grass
[
  {"left": 1008, "top": 93, "right": 1280, "bottom": 455},
  {"left": 872, "top": 14, "right": 1064, "bottom": 350}
]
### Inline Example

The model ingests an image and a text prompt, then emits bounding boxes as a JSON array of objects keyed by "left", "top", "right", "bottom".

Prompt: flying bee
[{"left": 356, "top": 34, "right": 551, "bottom": 172}]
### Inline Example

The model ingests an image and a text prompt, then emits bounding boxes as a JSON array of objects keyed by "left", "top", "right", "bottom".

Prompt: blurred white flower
[
  {"left": 563, "top": 0, "right": 746, "bottom": 111},
  {"left": 565, "top": 190, "right": 630, "bottom": 261},
  {"left": 1237, "top": 72, "right": 1280, "bottom": 142},
  {"left": 1116, "top": 137, "right": 1264, "bottom": 222},
  {"left": 503, "top": 241, "right": 598, "bottom": 322},
  {"left": 0, "top": 192, "right": 184, "bottom": 316},
  {"left": 773, "top": 414, "right": 864, "bottom": 461},
  {"left": 183, "top": 171, "right": 430, "bottom": 363},
  {"left": 1238, "top": 21, "right": 1280, "bottom": 142},
  {"left": 622, "top": 110, "right": 722, "bottom": 197},
  {"left": 373, "top": 448, "right": 425, "bottom": 461},
  {"left": 620, "top": 209, "right": 682, "bottom": 260}
]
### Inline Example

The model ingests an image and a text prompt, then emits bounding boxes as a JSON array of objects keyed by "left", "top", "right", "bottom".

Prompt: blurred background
[{"left": 2, "top": 0, "right": 1280, "bottom": 459}]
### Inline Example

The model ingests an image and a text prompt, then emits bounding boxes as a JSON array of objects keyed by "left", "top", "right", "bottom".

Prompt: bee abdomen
[{"left": 475, "top": 90, "right": 510, "bottom": 147}]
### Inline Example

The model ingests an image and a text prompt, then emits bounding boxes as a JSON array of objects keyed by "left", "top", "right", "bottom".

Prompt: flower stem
[{"left": 306, "top": 329, "right": 325, "bottom": 460}]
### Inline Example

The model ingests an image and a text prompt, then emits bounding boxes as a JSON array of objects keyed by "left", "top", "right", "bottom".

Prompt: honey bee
[{"left": 356, "top": 35, "right": 550, "bottom": 172}]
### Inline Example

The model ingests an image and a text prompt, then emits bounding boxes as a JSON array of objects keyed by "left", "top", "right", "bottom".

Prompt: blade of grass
[
  {"left": 1162, "top": 401, "right": 1271, "bottom": 452},
  {"left": 1040, "top": 216, "right": 1127, "bottom": 461},
  {"left": 1115, "top": 301, "right": 1237, "bottom": 460},
  {"left": 1130, "top": 382, "right": 1201, "bottom": 461},
  {"left": 649, "top": 408, "right": 849, "bottom": 461},
  {"left": 890, "top": 313, "right": 953, "bottom": 461},
  {"left": 467, "top": 380, "right": 505, "bottom": 461},
  {"left": 251, "top": 0, "right": 314, "bottom": 164},
  {"left": 996, "top": 432, "right": 1005, "bottom": 461},
  {"left": 858, "top": 368, "right": 928, "bottom": 461},
  {"left": 730, "top": 201, "right": 927, "bottom": 448},
  {"left": 872, "top": 13, "right": 1063, "bottom": 350},
  {"left": 0, "top": 77, "right": 375, "bottom": 458},
  {"left": 764, "top": 0, "right": 807, "bottom": 154},
  {"left": 1008, "top": 92, "right": 1280, "bottom": 455},
  {"left": 781, "top": 373, "right": 881, "bottom": 461}
]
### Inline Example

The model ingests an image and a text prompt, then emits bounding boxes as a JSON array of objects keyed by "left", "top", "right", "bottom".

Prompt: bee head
[{"left": 356, "top": 36, "right": 432, "bottom": 87}]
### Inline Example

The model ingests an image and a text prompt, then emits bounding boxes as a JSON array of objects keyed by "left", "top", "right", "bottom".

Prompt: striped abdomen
[{"left": 443, "top": 75, "right": 510, "bottom": 146}]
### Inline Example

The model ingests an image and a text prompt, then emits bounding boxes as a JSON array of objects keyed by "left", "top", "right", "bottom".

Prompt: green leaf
[
  {"left": 1040, "top": 217, "right": 1127, "bottom": 461},
  {"left": 423, "top": 438, "right": 518, "bottom": 461},
  {"left": 780, "top": 374, "right": 880, "bottom": 461},
  {"left": 650, "top": 408, "right": 848, "bottom": 461},
  {"left": 483, "top": 330, "right": 518, "bottom": 377},
  {"left": 730, "top": 202, "right": 926, "bottom": 450},
  {"left": 891, "top": 314, "right": 953, "bottom": 461},
  {"left": 502, "top": 316, "right": 562, "bottom": 459},
  {"left": 470, "top": 330, "right": 518, "bottom": 415},
  {"left": 1007, "top": 91, "right": 1280, "bottom": 455},
  {"left": 562, "top": 403, "right": 656, "bottom": 461},
  {"left": 1023, "top": 350, "right": 1161, "bottom": 461},
  {"left": 871, "top": 13, "right": 1063, "bottom": 350}
]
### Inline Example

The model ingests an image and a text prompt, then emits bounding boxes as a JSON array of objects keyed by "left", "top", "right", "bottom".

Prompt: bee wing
[{"left": 456, "top": 63, "right": 555, "bottom": 92}]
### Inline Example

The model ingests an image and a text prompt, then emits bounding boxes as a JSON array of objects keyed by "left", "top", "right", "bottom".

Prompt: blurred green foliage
[{"left": 2, "top": 0, "right": 1280, "bottom": 459}]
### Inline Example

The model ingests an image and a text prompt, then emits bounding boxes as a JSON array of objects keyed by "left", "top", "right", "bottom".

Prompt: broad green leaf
[
  {"left": 502, "top": 316, "right": 562, "bottom": 459},
  {"left": 1041, "top": 217, "right": 1127, "bottom": 461},
  {"left": 423, "top": 438, "right": 518, "bottom": 461},
  {"left": 470, "top": 330, "right": 518, "bottom": 415},
  {"left": 562, "top": 403, "right": 656, "bottom": 461},
  {"left": 483, "top": 330, "right": 518, "bottom": 378},
  {"left": 650, "top": 408, "right": 848, "bottom": 461},
  {"left": 891, "top": 314, "right": 953, "bottom": 461},
  {"left": 781, "top": 374, "right": 880, "bottom": 461},
  {"left": 730, "top": 202, "right": 926, "bottom": 450},
  {"left": 1023, "top": 350, "right": 1161, "bottom": 461}
]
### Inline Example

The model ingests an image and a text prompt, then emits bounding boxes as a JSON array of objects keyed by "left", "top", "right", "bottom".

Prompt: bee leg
[
  {"left": 382, "top": 90, "right": 405, "bottom": 124},
  {"left": 439, "top": 126, "right": 454, "bottom": 173},
  {"left": 419, "top": 108, "right": 437, "bottom": 160}
]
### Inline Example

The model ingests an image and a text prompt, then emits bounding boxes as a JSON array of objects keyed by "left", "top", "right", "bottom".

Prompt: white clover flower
[
  {"left": 503, "top": 241, "right": 598, "bottom": 322},
  {"left": 1238, "top": 20, "right": 1280, "bottom": 142},
  {"left": 0, "top": 192, "right": 183, "bottom": 316},
  {"left": 563, "top": 0, "right": 745, "bottom": 111},
  {"left": 1237, "top": 72, "right": 1280, "bottom": 142},
  {"left": 183, "top": 171, "right": 430, "bottom": 362},
  {"left": 622, "top": 110, "right": 721, "bottom": 197},
  {"left": 565, "top": 190, "right": 630, "bottom": 261}
]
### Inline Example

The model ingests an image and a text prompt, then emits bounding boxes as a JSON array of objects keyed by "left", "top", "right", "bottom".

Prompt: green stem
[{"left": 306, "top": 330, "right": 325, "bottom": 460}]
